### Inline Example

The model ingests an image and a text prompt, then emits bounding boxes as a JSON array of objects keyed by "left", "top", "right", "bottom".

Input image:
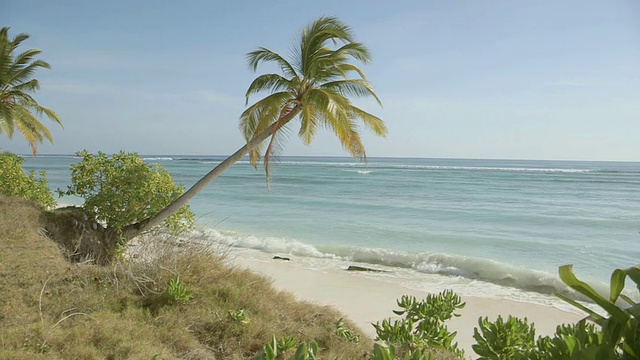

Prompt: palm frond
[
  {"left": 11, "top": 79, "right": 40, "bottom": 93},
  {"left": 9, "top": 58, "right": 50, "bottom": 86},
  {"left": 324, "top": 108, "right": 366, "bottom": 160},
  {"left": 348, "top": 105, "right": 387, "bottom": 137},
  {"left": 244, "top": 74, "right": 293, "bottom": 105},
  {"left": 300, "top": 17, "right": 355, "bottom": 77},
  {"left": 320, "top": 79, "right": 382, "bottom": 106},
  {"left": 240, "top": 91, "right": 292, "bottom": 142},
  {"left": 246, "top": 47, "right": 298, "bottom": 78},
  {"left": 14, "top": 106, "right": 53, "bottom": 143},
  {"left": 333, "top": 63, "right": 367, "bottom": 79},
  {"left": 263, "top": 102, "right": 298, "bottom": 185},
  {"left": 0, "top": 115, "right": 14, "bottom": 138},
  {"left": 298, "top": 103, "right": 321, "bottom": 145},
  {"left": 330, "top": 42, "right": 371, "bottom": 64}
]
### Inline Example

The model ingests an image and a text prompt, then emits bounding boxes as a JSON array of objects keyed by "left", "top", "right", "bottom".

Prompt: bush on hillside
[
  {"left": 59, "top": 150, "right": 194, "bottom": 235},
  {"left": 373, "top": 290, "right": 466, "bottom": 358},
  {"left": 0, "top": 152, "right": 55, "bottom": 208}
]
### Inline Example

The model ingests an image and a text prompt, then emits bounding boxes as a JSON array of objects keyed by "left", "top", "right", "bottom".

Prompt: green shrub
[
  {"left": 372, "top": 343, "right": 433, "bottom": 360},
  {"left": 0, "top": 152, "right": 55, "bottom": 208},
  {"left": 335, "top": 318, "right": 360, "bottom": 343},
  {"left": 254, "top": 335, "right": 318, "bottom": 360},
  {"left": 472, "top": 312, "right": 619, "bottom": 360},
  {"left": 472, "top": 315, "right": 537, "bottom": 359},
  {"left": 535, "top": 322, "right": 605, "bottom": 360},
  {"left": 59, "top": 150, "right": 194, "bottom": 234},
  {"left": 228, "top": 308, "right": 250, "bottom": 324},
  {"left": 163, "top": 276, "right": 192, "bottom": 305},
  {"left": 557, "top": 264, "right": 640, "bottom": 359},
  {"left": 373, "top": 290, "right": 465, "bottom": 358}
]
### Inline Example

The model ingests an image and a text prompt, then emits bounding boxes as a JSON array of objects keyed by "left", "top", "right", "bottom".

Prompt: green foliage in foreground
[
  {"left": 0, "top": 152, "right": 55, "bottom": 208},
  {"left": 335, "top": 318, "right": 360, "bottom": 343},
  {"left": 557, "top": 264, "right": 640, "bottom": 359},
  {"left": 254, "top": 335, "right": 318, "bottom": 360},
  {"left": 536, "top": 322, "right": 605, "bottom": 360},
  {"left": 163, "top": 276, "right": 192, "bottom": 305},
  {"left": 253, "top": 265, "right": 640, "bottom": 360},
  {"left": 60, "top": 150, "right": 194, "bottom": 235},
  {"left": 372, "top": 342, "right": 434, "bottom": 360},
  {"left": 373, "top": 290, "right": 466, "bottom": 358},
  {"left": 473, "top": 264, "right": 640, "bottom": 360},
  {"left": 473, "top": 315, "right": 537, "bottom": 359},
  {"left": 472, "top": 316, "right": 607, "bottom": 360}
]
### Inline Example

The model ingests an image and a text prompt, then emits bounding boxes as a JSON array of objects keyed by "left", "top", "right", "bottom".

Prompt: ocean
[{"left": 20, "top": 155, "right": 640, "bottom": 307}]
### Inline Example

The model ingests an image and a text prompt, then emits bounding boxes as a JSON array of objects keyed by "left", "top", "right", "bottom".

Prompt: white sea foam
[
  {"left": 142, "top": 157, "right": 174, "bottom": 161},
  {"left": 177, "top": 157, "right": 599, "bottom": 174},
  {"left": 192, "top": 226, "right": 615, "bottom": 303},
  {"left": 389, "top": 165, "right": 592, "bottom": 173}
]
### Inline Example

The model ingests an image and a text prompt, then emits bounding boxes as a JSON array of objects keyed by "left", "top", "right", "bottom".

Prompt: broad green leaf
[{"left": 559, "top": 265, "right": 629, "bottom": 322}]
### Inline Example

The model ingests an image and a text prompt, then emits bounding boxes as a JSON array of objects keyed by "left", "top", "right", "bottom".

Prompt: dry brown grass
[{"left": 0, "top": 196, "right": 374, "bottom": 359}]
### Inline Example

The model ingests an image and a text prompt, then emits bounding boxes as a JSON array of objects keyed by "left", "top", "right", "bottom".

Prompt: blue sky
[{"left": 3, "top": 0, "right": 639, "bottom": 160}]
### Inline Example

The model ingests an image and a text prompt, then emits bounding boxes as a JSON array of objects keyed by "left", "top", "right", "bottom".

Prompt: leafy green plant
[
  {"left": 59, "top": 150, "right": 194, "bottom": 236},
  {"left": 0, "top": 153, "right": 55, "bottom": 208},
  {"left": 556, "top": 264, "right": 640, "bottom": 359},
  {"left": 372, "top": 342, "right": 433, "bottom": 360},
  {"left": 228, "top": 308, "right": 250, "bottom": 324},
  {"left": 472, "top": 315, "right": 537, "bottom": 359},
  {"left": 534, "top": 322, "right": 605, "bottom": 360},
  {"left": 290, "top": 341, "right": 318, "bottom": 360},
  {"left": 335, "top": 318, "right": 360, "bottom": 343},
  {"left": 254, "top": 335, "right": 317, "bottom": 360},
  {"left": 373, "top": 290, "right": 465, "bottom": 358},
  {"left": 163, "top": 276, "right": 192, "bottom": 305},
  {"left": 277, "top": 336, "right": 298, "bottom": 353}
]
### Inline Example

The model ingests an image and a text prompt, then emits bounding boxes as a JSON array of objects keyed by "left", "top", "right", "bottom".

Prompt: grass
[{"left": 0, "top": 195, "right": 373, "bottom": 359}]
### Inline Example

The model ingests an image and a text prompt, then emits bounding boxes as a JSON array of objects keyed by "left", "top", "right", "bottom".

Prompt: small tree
[
  {"left": 0, "top": 152, "right": 55, "bottom": 208},
  {"left": 60, "top": 150, "right": 194, "bottom": 238}
]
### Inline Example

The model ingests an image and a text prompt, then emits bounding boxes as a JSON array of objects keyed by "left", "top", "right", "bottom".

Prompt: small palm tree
[
  {"left": 120, "top": 17, "right": 386, "bottom": 240},
  {"left": 0, "top": 27, "right": 62, "bottom": 155}
]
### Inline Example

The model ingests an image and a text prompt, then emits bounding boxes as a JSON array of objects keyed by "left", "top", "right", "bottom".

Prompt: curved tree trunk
[{"left": 120, "top": 107, "right": 301, "bottom": 241}]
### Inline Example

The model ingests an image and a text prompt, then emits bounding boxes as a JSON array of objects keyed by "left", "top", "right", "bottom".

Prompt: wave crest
[{"left": 194, "top": 228, "right": 593, "bottom": 298}]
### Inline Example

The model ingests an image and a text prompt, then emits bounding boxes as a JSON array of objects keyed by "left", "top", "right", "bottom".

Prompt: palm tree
[
  {"left": 120, "top": 16, "right": 386, "bottom": 241},
  {"left": 0, "top": 27, "right": 62, "bottom": 155}
]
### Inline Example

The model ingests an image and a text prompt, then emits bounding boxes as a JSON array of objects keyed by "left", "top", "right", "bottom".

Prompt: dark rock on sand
[
  {"left": 346, "top": 265, "right": 388, "bottom": 272},
  {"left": 273, "top": 256, "right": 291, "bottom": 261}
]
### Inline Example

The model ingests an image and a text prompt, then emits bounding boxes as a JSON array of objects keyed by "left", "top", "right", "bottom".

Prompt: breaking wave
[
  {"left": 190, "top": 227, "right": 613, "bottom": 301},
  {"left": 142, "top": 157, "right": 174, "bottom": 161}
]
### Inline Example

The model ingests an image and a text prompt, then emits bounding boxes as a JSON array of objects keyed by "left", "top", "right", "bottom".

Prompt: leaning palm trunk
[{"left": 119, "top": 107, "right": 301, "bottom": 241}]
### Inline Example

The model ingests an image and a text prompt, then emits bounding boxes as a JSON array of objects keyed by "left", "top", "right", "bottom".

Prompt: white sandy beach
[{"left": 231, "top": 250, "right": 586, "bottom": 356}]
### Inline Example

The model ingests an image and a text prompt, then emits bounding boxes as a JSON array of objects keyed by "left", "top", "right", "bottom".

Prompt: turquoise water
[{"left": 20, "top": 155, "right": 640, "bottom": 299}]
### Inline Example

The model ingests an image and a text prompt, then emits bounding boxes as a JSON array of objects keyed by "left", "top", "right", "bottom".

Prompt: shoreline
[{"left": 229, "top": 249, "right": 586, "bottom": 355}]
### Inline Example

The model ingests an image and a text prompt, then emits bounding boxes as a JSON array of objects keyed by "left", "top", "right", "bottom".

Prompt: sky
[{"left": 3, "top": 0, "right": 639, "bottom": 161}]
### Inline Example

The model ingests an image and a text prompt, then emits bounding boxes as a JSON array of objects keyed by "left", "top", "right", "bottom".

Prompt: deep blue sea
[{"left": 20, "top": 155, "right": 640, "bottom": 303}]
